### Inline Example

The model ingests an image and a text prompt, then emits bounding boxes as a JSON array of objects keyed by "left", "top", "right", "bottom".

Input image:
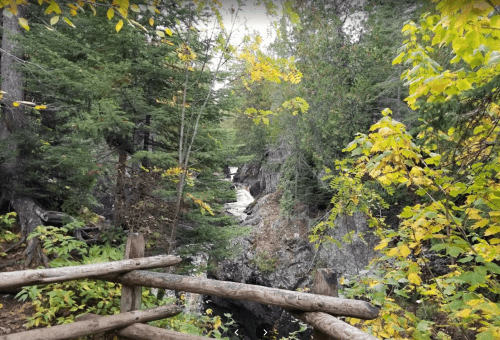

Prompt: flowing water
[{"left": 225, "top": 167, "right": 254, "bottom": 221}]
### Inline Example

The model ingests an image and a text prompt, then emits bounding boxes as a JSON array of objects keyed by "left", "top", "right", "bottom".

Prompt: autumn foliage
[{"left": 309, "top": 1, "right": 500, "bottom": 339}]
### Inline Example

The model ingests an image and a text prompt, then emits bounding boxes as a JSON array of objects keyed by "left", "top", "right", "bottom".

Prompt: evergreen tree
[{"left": 0, "top": 1, "right": 240, "bottom": 264}]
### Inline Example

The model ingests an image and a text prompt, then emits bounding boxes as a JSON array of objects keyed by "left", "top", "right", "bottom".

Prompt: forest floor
[
  {"left": 0, "top": 231, "right": 35, "bottom": 335},
  {"left": 0, "top": 293, "right": 33, "bottom": 335}
]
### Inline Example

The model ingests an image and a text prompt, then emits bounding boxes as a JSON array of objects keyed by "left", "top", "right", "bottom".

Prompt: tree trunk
[
  {"left": 10, "top": 197, "right": 49, "bottom": 267},
  {"left": 1, "top": 9, "right": 26, "bottom": 135},
  {"left": 142, "top": 114, "right": 151, "bottom": 167},
  {"left": 0, "top": 9, "right": 50, "bottom": 268},
  {"left": 114, "top": 150, "right": 128, "bottom": 227}
]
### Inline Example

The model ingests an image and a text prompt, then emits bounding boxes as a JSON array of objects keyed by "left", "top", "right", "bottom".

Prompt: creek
[{"left": 224, "top": 167, "right": 254, "bottom": 221}]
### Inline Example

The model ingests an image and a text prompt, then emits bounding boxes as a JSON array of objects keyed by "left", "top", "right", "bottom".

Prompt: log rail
[{"left": 0, "top": 233, "right": 380, "bottom": 340}]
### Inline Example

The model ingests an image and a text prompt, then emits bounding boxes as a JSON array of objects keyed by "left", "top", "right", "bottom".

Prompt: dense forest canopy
[{"left": 2, "top": 0, "right": 500, "bottom": 339}]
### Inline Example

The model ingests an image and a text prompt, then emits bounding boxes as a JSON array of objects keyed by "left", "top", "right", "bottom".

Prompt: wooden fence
[{"left": 0, "top": 234, "right": 380, "bottom": 340}]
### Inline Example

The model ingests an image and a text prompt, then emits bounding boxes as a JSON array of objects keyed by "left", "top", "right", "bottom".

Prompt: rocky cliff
[
  {"left": 232, "top": 142, "right": 290, "bottom": 198},
  {"left": 209, "top": 156, "right": 380, "bottom": 339}
]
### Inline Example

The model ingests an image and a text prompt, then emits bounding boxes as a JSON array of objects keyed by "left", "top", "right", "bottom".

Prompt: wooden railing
[{"left": 0, "top": 234, "right": 380, "bottom": 340}]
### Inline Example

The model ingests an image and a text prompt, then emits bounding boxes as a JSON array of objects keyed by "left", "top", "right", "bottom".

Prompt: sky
[{"left": 218, "top": 0, "right": 278, "bottom": 49}]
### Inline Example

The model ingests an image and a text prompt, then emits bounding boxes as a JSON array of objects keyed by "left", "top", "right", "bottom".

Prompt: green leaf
[
  {"left": 484, "top": 262, "right": 500, "bottom": 274},
  {"left": 457, "top": 256, "right": 474, "bottom": 263},
  {"left": 477, "top": 330, "right": 497, "bottom": 340},
  {"left": 457, "top": 270, "right": 487, "bottom": 287},
  {"left": 416, "top": 320, "right": 435, "bottom": 332}
]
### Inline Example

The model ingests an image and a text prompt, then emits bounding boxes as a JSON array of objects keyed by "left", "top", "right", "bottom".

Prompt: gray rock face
[
  {"left": 210, "top": 188, "right": 379, "bottom": 340},
  {"left": 233, "top": 143, "right": 291, "bottom": 198},
  {"left": 317, "top": 213, "right": 379, "bottom": 276}
]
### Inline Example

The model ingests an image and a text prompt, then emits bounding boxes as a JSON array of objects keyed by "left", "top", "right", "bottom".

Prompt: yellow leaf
[
  {"left": 129, "top": 19, "right": 148, "bottom": 33},
  {"left": 408, "top": 272, "right": 422, "bottom": 285},
  {"left": 107, "top": 8, "right": 114, "bottom": 20},
  {"left": 50, "top": 15, "right": 59, "bottom": 26},
  {"left": 7, "top": 5, "right": 17, "bottom": 16},
  {"left": 44, "top": 1, "right": 61, "bottom": 15},
  {"left": 387, "top": 247, "right": 399, "bottom": 257},
  {"left": 378, "top": 127, "right": 394, "bottom": 136},
  {"left": 400, "top": 245, "right": 411, "bottom": 257},
  {"left": 455, "top": 309, "right": 471, "bottom": 318},
  {"left": 130, "top": 4, "right": 140, "bottom": 12},
  {"left": 18, "top": 17, "right": 29, "bottom": 31},
  {"left": 466, "top": 299, "right": 483, "bottom": 307},
  {"left": 13, "top": 101, "right": 20, "bottom": 107},
  {"left": 88, "top": 4, "right": 96, "bottom": 16},
  {"left": 473, "top": 219, "right": 489, "bottom": 229},
  {"left": 206, "top": 308, "right": 212, "bottom": 315},
  {"left": 485, "top": 225, "right": 500, "bottom": 236},
  {"left": 117, "top": 7, "right": 128, "bottom": 18},
  {"left": 70, "top": 9, "right": 77, "bottom": 16},
  {"left": 165, "top": 28, "right": 173, "bottom": 36},
  {"left": 214, "top": 317, "right": 222, "bottom": 330},
  {"left": 63, "top": 17, "right": 75, "bottom": 28},
  {"left": 149, "top": 17, "right": 154, "bottom": 26},
  {"left": 156, "top": 30, "right": 164, "bottom": 38},
  {"left": 0, "top": 303, "right": 3, "bottom": 308},
  {"left": 116, "top": 19, "right": 123, "bottom": 33},
  {"left": 375, "top": 239, "right": 389, "bottom": 250},
  {"left": 349, "top": 318, "right": 360, "bottom": 325}
]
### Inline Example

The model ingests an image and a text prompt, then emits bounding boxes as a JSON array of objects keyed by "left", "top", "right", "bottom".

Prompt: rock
[
  {"left": 233, "top": 142, "right": 291, "bottom": 197},
  {"left": 211, "top": 190, "right": 379, "bottom": 340},
  {"left": 317, "top": 212, "right": 380, "bottom": 276}
]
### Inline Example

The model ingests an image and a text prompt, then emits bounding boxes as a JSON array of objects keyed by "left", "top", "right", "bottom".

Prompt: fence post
[
  {"left": 312, "top": 268, "right": 338, "bottom": 340},
  {"left": 121, "top": 233, "right": 145, "bottom": 313}
]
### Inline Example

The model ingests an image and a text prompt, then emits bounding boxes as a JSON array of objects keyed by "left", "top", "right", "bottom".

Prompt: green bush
[
  {"left": 0, "top": 212, "right": 20, "bottom": 248},
  {"left": 17, "top": 221, "right": 125, "bottom": 327},
  {"left": 250, "top": 250, "right": 279, "bottom": 274}
]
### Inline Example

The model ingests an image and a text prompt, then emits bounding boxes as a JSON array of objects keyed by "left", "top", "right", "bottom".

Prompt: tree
[
  {"left": 0, "top": 0, "right": 229, "bottom": 265},
  {"left": 310, "top": 1, "right": 500, "bottom": 338},
  {"left": 0, "top": 6, "right": 54, "bottom": 267}
]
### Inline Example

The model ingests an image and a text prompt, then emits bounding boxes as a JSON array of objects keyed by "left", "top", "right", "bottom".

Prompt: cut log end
[{"left": 361, "top": 301, "right": 380, "bottom": 319}]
